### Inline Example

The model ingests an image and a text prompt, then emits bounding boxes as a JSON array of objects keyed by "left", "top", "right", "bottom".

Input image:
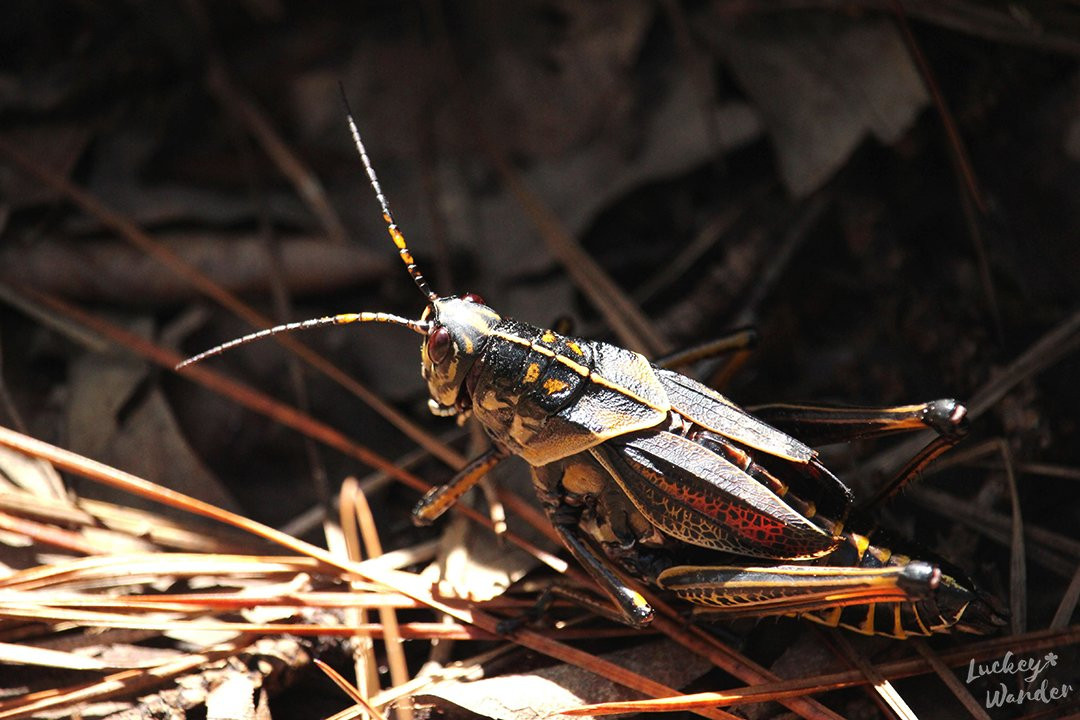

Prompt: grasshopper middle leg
[{"left": 532, "top": 460, "right": 656, "bottom": 627}]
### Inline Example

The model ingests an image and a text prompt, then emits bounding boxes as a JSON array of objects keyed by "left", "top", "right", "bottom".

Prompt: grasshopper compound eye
[{"left": 427, "top": 326, "right": 452, "bottom": 364}]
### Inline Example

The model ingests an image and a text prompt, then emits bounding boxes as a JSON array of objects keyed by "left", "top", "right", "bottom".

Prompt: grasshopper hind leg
[
  {"left": 657, "top": 530, "right": 1008, "bottom": 638},
  {"left": 658, "top": 561, "right": 962, "bottom": 638}
]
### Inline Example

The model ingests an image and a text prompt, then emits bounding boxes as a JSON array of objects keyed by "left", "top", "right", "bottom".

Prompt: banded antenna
[
  {"left": 174, "top": 92, "right": 438, "bottom": 371},
  {"left": 175, "top": 312, "right": 429, "bottom": 369},
  {"left": 339, "top": 84, "right": 438, "bottom": 302}
]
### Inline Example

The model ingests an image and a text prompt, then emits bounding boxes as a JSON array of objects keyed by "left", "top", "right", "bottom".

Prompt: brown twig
[
  {"left": 345, "top": 478, "right": 412, "bottom": 719},
  {"left": 338, "top": 478, "right": 380, "bottom": 703},
  {"left": 711, "top": 0, "right": 1080, "bottom": 58},
  {"left": 0, "top": 136, "right": 462, "bottom": 470},
  {"left": 488, "top": 150, "right": 673, "bottom": 357},
  {"left": 0, "top": 510, "right": 107, "bottom": 556},
  {"left": 823, "top": 630, "right": 919, "bottom": 719},
  {"left": 0, "top": 287, "right": 567, "bottom": 575},
  {"left": 0, "top": 425, "right": 731, "bottom": 720},
  {"left": 561, "top": 625, "right": 1078, "bottom": 714},
  {"left": 913, "top": 640, "right": 992, "bottom": 720},
  {"left": 889, "top": 0, "right": 1003, "bottom": 341},
  {"left": 1051, "top": 566, "right": 1080, "bottom": 632},
  {"left": 855, "top": 307, "right": 1080, "bottom": 483},
  {"left": 996, "top": 438, "right": 1028, "bottom": 636},
  {"left": 208, "top": 66, "right": 350, "bottom": 246},
  {"left": 314, "top": 659, "right": 391, "bottom": 720}
]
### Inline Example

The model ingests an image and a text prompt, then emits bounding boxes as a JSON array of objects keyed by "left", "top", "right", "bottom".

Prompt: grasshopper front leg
[{"left": 412, "top": 447, "right": 507, "bottom": 525}]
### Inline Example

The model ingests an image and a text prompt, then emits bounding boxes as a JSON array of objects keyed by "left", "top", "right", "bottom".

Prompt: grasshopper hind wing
[{"left": 591, "top": 431, "right": 838, "bottom": 560}]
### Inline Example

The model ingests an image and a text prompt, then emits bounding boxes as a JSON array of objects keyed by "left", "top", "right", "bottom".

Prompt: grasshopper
[{"left": 179, "top": 111, "right": 1007, "bottom": 639}]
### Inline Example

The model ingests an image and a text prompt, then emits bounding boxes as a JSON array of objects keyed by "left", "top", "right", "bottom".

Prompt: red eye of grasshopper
[
  {"left": 462, "top": 293, "right": 484, "bottom": 305},
  {"left": 427, "top": 326, "right": 452, "bottom": 363}
]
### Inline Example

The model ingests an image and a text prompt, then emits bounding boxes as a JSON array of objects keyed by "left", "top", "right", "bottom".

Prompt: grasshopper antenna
[
  {"left": 339, "top": 84, "right": 438, "bottom": 302},
  {"left": 175, "top": 312, "right": 429, "bottom": 369}
]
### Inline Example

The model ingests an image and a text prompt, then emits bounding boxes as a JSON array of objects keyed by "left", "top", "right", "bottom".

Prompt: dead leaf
[
  {"left": 424, "top": 457, "right": 548, "bottom": 603},
  {"left": 0, "top": 233, "right": 391, "bottom": 305},
  {"left": 415, "top": 639, "right": 712, "bottom": 720},
  {"left": 708, "top": 12, "right": 928, "bottom": 197},
  {"left": 476, "top": 79, "right": 761, "bottom": 320},
  {"left": 206, "top": 670, "right": 258, "bottom": 720},
  {"left": 0, "top": 445, "right": 67, "bottom": 501},
  {"left": 65, "top": 335, "right": 239, "bottom": 516},
  {"left": 483, "top": 0, "right": 655, "bottom": 158}
]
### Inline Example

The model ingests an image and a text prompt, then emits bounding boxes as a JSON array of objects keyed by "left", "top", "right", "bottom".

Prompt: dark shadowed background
[{"left": 1, "top": 2, "right": 1078, "bottom": 718}]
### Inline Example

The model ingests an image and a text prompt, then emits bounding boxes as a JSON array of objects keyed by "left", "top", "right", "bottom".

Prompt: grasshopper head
[
  {"left": 335, "top": 104, "right": 504, "bottom": 418},
  {"left": 421, "top": 294, "right": 501, "bottom": 415}
]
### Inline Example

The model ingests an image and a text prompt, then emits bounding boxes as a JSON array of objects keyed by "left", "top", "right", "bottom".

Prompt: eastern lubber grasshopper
[{"left": 178, "top": 110, "right": 1007, "bottom": 639}]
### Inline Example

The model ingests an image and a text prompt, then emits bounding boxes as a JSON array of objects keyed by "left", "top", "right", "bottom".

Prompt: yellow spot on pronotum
[
  {"left": 543, "top": 378, "right": 568, "bottom": 395},
  {"left": 524, "top": 363, "right": 541, "bottom": 383},
  {"left": 541, "top": 330, "right": 556, "bottom": 344},
  {"left": 631, "top": 592, "right": 649, "bottom": 608},
  {"left": 567, "top": 341, "right": 583, "bottom": 355}
]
